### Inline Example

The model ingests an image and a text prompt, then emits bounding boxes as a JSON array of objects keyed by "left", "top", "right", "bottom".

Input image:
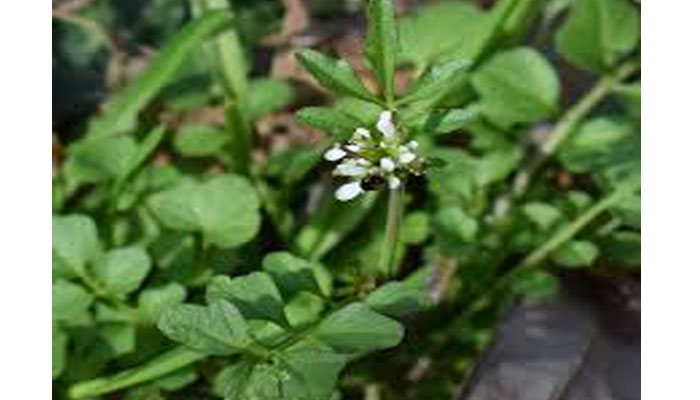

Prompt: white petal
[
  {"left": 345, "top": 144, "right": 361, "bottom": 152},
  {"left": 388, "top": 176, "right": 401, "bottom": 189},
  {"left": 334, "top": 161, "right": 368, "bottom": 177},
  {"left": 324, "top": 146, "right": 346, "bottom": 161},
  {"left": 354, "top": 128, "right": 371, "bottom": 140},
  {"left": 398, "top": 149, "right": 416, "bottom": 164},
  {"left": 380, "top": 157, "right": 396, "bottom": 172},
  {"left": 376, "top": 111, "right": 396, "bottom": 139},
  {"left": 407, "top": 140, "right": 419, "bottom": 149},
  {"left": 335, "top": 181, "right": 364, "bottom": 201}
]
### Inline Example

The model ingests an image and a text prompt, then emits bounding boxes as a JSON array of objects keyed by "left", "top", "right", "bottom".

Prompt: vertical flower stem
[{"left": 379, "top": 187, "right": 403, "bottom": 276}]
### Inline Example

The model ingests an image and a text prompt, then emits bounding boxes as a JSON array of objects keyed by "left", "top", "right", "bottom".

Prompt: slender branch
[
  {"left": 472, "top": 184, "right": 637, "bottom": 313},
  {"left": 52, "top": 10, "right": 120, "bottom": 57},
  {"left": 494, "top": 61, "right": 640, "bottom": 220},
  {"left": 518, "top": 188, "right": 630, "bottom": 269}
]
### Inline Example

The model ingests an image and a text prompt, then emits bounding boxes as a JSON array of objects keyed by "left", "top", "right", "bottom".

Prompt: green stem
[
  {"left": 518, "top": 188, "right": 629, "bottom": 268},
  {"left": 379, "top": 187, "right": 403, "bottom": 276},
  {"left": 510, "top": 61, "right": 640, "bottom": 199},
  {"left": 472, "top": 185, "right": 636, "bottom": 312},
  {"left": 68, "top": 347, "right": 205, "bottom": 399}
]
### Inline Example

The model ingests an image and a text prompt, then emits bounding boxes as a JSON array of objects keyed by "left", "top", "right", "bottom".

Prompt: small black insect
[{"left": 360, "top": 174, "right": 387, "bottom": 191}]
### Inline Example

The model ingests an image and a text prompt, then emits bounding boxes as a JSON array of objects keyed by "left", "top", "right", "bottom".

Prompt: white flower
[
  {"left": 345, "top": 144, "right": 361, "bottom": 152},
  {"left": 334, "top": 159, "right": 369, "bottom": 177},
  {"left": 376, "top": 111, "right": 396, "bottom": 139},
  {"left": 324, "top": 145, "right": 346, "bottom": 161},
  {"left": 323, "top": 109, "right": 424, "bottom": 201},
  {"left": 388, "top": 176, "right": 401, "bottom": 189},
  {"left": 380, "top": 157, "right": 395, "bottom": 172},
  {"left": 335, "top": 181, "right": 364, "bottom": 201},
  {"left": 398, "top": 146, "right": 417, "bottom": 164},
  {"left": 353, "top": 128, "right": 371, "bottom": 140}
]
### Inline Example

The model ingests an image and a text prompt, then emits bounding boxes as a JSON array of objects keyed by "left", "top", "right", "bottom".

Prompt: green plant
[{"left": 53, "top": 0, "right": 640, "bottom": 399}]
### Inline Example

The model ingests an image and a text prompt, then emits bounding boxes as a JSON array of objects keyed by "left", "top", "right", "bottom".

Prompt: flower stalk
[{"left": 379, "top": 186, "right": 403, "bottom": 276}]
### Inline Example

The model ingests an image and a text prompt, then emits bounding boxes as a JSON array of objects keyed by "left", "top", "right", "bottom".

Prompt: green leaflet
[
  {"left": 296, "top": 49, "right": 378, "bottom": 103},
  {"left": 147, "top": 174, "right": 261, "bottom": 248},
  {"left": 93, "top": 246, "right": 152, "bottom": 297},
  {"left": 472, "top": 47, "right": 560, "bottom": 127},
  {"left": 53, "top": 214, "right": 102, "bottom": 278},
  {"left": 552, "top": 240, "right": 600, "bottom": 268},
  {"left": 364, "top": 0, "right": 399, "bottom": 104},
  {"left": 206, "top": 272, "right": 289, "bottom": 327},
  {"left": 314, "top": 303, "right": 404, "bottom": 354},
  {"left": 158, "top": 300, "right": 252, "bottom": 355},
  {"left": 555, "top": 0, "right": 640, "bottom": 72}
]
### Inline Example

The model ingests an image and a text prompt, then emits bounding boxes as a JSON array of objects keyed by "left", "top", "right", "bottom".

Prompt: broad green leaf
[
  {"left": 53, "top": 214, "right": 101, "bottom": 278},
  {"left": 412, "top": 105, "right": 482, "bottom": 135},
  {"left": 53, "top": 279, "right": 93, "bottom": 322},
  {"left": 603, "top": 231, "right": 640, "bottom": 266},
  {"left": 472, "top": 47, "right": 560, "bottom": 127},
  {"left": 397, "top": 1, "right": 490, "bottom": 67},
  {"left": 214, "top": 361, "right": 255, "bottom": 399},
  {"left": 296, "top": 49, "right": 377, "bottom": 103},
  {"left": 262, "top": 252, "right": 328, "bottom": 298},
  {"left": 552, "top": 240, "right": 599, "bottom": 268},
  {"left": 365, "top": 281, "right": 433, "bottom": 318},
  {"left": 158, "top": 300, "right": 251, "bottom": 355},
  {"left": 474, "top": 146, "right": 523, "bottom": 186},
  {"left": 398, "top": 59, "right": 471, "bottom": 106},
  {"left": 559, "top": 118, "right": 635, "bottom": 173},
  {"left": 610, "top": 191, "right": 641, "bottom": 229},
  {"left": 138, "top": 283, "right": 187, "bottom": 324},
  {"left": 206, "top": 273, "right": 288, "bottom": 327},
  {"left": 566, "top": 191, "right": 593, "bottom": 212},
  {"left": 88, "top": 11, "right": 231, "bottom": 137},
  {"left": 64, "top": 136, "right": 140, "bottom": 187},
  {"left": 511, "top": 270, "right": 559, "bottom": 302},
  {"left": 555, "top": 0, "right": 640, "bottom": 72},
  {"left": 148, "top": 174, "right": 261, "bottom": 248},
  {"left": 248, "top": 78, "right": 295, "bottom": 120},
  {"left": 281, "top": 344, "right": 349, "bottom": 400},
  {"left": 334, "top": 97, "right": 383, "bottom": 126},
  {"left": 217, "top": 344, "right": 347, "bottom": 400},
  {"left": 53, "top": 323, "right": 69, "bottom": 379},
  {"left": 93, "top": 246, "right": 151, "bottom": 296},
  {"left": 174, "top": 124, "right": 229, "bottom": 157},
  {"left": 614, "top": 82, "right": 641, "bottom": 121},
  {"left": 295, "top": 106, "right": 362, "bottom": 141},
  {"left": 399, "top": 211, "right": 430, "bottom": 244},
  {"left": 314, "top": 303, "right": 404, "bottom": 354},
  {"left": 435, "top": 207, "right": 479, "bottom": 243},
  {"left": 284, "top": 292, "right": 326, "bottom": 327},
  {"left": 427, "top": 148, "right": 476, "bottom": 205},
  {"left": 99, "top": 323, "right": 137, "bottom": 356},
  {"left": 522, "top": 202, "right": 564, "bottom": 231},
  {"left": 364, "top": 0, "right": 398, "bottom": 103}
]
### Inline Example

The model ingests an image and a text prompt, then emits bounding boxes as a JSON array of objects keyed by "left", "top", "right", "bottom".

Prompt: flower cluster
[{"left": 324, "top": 111, "right": 424, "bottom": 201}]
